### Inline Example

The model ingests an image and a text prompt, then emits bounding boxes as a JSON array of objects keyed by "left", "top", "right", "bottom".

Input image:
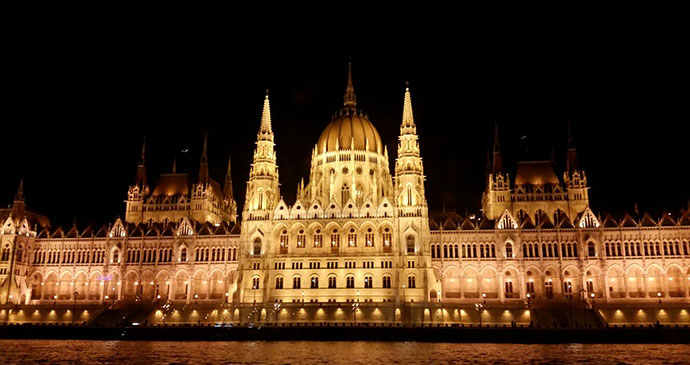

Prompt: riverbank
[{"left": 1, "top": 323, "right": 688, "bottom": 343}]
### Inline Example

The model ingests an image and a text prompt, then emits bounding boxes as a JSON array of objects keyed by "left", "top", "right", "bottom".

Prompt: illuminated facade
[{"left": 1, "top": 65, "right": 689, "bottom": 325}]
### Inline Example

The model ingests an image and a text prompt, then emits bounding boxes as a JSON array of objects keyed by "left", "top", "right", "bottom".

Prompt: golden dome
[{"left": 317, "top": 110, "right": 382, "bottom": 153}]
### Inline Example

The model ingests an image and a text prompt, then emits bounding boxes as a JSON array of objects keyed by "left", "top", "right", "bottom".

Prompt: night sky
[{"left": 2, "top": 13, "right": 688, "bottom": 228}]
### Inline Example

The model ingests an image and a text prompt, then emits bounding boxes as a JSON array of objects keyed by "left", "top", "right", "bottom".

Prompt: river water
[{"left": 1, "top": 340, "right": 689, "bottom": 364}]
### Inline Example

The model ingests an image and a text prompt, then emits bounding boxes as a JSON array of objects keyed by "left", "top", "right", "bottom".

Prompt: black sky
[{"left": 2, "top": 13, "right": 688, "bottom": 228}]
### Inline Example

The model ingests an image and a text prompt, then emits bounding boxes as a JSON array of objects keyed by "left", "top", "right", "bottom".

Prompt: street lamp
[
  {"left": 353, "top": 290, "right": 360, "bottom": 326},
  {"left": 273, "top": 302, "right": 281, "bottom": 325},
  {"left": 482, "top": 293, "right": 486, "bottom": 305},
  {"left": 657, "top": 292, "right": 662, "bottom": 304},
  {"left": 401, "top": 284, "right": 406, "bottom": 325},
  {"left": 475, "top": 303, "right": 484, "bottom": 326}
]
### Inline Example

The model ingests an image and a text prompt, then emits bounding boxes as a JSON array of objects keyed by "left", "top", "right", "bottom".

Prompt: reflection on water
[{"left": 1, "top": 340, "right": 689, "bottom": 364}]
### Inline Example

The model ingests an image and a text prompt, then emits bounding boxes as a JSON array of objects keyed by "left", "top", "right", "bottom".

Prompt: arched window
[
  {"left": 341, "top": 184, "right": 350, "bottom": 205},
  {"left": 382, "top": 228, "right": 392, "bottom": 248},
  {"left": 1, "top": 245, "right": 10, "bottom": 262},
  {"left": 364, "top": 275, "right": 373, "bottom": 288},
  {"left": 407, "top": 275, "right": 416, "bottom": 288},
  {"left": 365, "top": 228, "right": 374, "bottom": 247},
  {"left": 257, "top": 188, "right": 264, "bottom": 210},
  {"left": 112, "top": 248, "right": 120, "bottom": 264},
  {"left": 406, "top": 235, "right": 415, "bottom": 253},
  {"left": 443, "top": 245, "right": 448, "bottom": 258},
  {"left": 348, "top": 228, "right": 357, "bottom": 247},
  {"left": 406, "top": 183, "right": 414, "bottom": 206},
  {"left": 588, "top": 242, "right": 596, "bottom": 257},
  {"left": 346, "top": 276, "right": 355, "bottom": 288},
  {"left": 293, "top": 276, "right": 301, "bottom": 289},
  {"left": 16, "top": 244, "right": 22, "bottom": 263},
  {"left": 310, "top": 276, "right": 318, "bottom": 289},
  {"left": 313, "top": 229, "right": 322, "bottom": 247},
  {"left": 252, "top": 277, "right": 260, "bottom": 290},
  {"left": 328, "top": 276, "right": 336, "bottom": 288},
  {"left": 279, "top": 230, "right": 288, "bottom": 253},
  {"left": 275, "top": 277, "right": 283, "bottom": 289},
  {"left": 382, "top": 276, "right": 391, "bottom": 288},
  {"left": 253, "top": 238, "right": 262, "bottom": 256},
  {"left": 330, "top": 229, "right": 340, "bottom": 247},
  {"left": 505, "top": 243, "right": 513, "bottom": 258},
  {"left": 179, "top": 247, "right": 187, "bottom": 262}
]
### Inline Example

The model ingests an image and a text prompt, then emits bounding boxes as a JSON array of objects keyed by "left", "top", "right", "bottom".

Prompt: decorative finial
[
  {"left": 343, "top": 61, "right": 357, "bottom": 108},
  {"left": 260, "top": 91, "right": 272, "bottom": 134},
  {"left": 15, "top": 178, "right": 24, "bottom": 201}
]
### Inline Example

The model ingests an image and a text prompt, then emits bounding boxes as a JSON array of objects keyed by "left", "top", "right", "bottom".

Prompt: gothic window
[
  {"left": 280, "top": 230, "right": 288, "bottom": 250},
  {"left": 382, "top": 228, "right": 392, "bottom": 248},
  {"left": 382, "top": 276, "right": 391, "bottom": 288},
  {"left": 341, "top": 184, "right": 349, "bottom": 205},
  {"left": 258, "top": 188, "right": 264, "bottom": 210},
  {"left": 112, "top": 248, "right": 120, "bottom": 264},
  {"left": 406, "top": 184, "right": 414, "bottom": 206},
  {"left": 16, "top": 244, "right": 22, "bottom": 262},
  {"left": 297, "top": 230, "right": 305, "bottom": 248},
  {"left": 364, "top": 276, "right": 373, "bottom": 288},
  {"left": 505, "top": 243, "right": 513, "bottom": 258},
  {"left": 348, "top": 228, "right": 357, "bottom": 247},
  {"left": 365, "top": 228, "right": 374, "bottom": 247},
  {"left": 346, "top": 276, "right": 355, "bottom": 288},
  {"left": 179, "top": 247, "right": 187, "bottom": 262},
  {"left": 310, "top": 276, "right": 318, "bottom": 289},
  {"left": 1, "top": 245, "right": 10, "bottom": 262},
  {"left": 330, "top": 230, "right": 340, "bottom": 247},
  {"left": 275, "top": 277, "right": 283, "bottom": 289},
  {"left": 253, "top": 238, "right": 262, "bottom": 256},
  {"left": 293, "top": 276, "right": 301, "bottom": 289},
  {"left": 406, "top": 235, "right": 415, "bottom": 253},
  {"left": 443, "top": 245, "right": 448, "bottom": 258},
  {"left": 408, "top": 275, "right": 416, "bottom": 289},
  {"left": 313, "top": 230, "right": 322, "bottom": 247},
  {"left": 328, "top": 276, "right": 336, "bottom": 288},
  {"left": 252, "top": 277, "right": 260, "bottom": 290}
]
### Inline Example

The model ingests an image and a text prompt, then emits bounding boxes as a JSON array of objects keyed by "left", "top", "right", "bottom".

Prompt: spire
[
  {"left": 566, "top": 120, "right": 579, "bottom": 172},
  {"left": 492, "top": 124, "right": 503, "bottom": 173},
  {"left": 223, "top": 154, "right": 233, "bottom": 201},
  {"left": 135, "top": 138, "right": 147, "bottom": 186},
  {"left": 402, "top": 81, "right": 415, "bottom": 128},
  {"left": 260, "top": 90, "right": 272, "bottom": 134},
  {"left": 14, "top": 178, "right": 24, "bottom": 202},
  {"left": 198, "top": 134, "right": 209, "bottom": 183},
  {"left": 172, "top": 157, "right": 177, "bottom": 174},
  {"left": 343, "top": 62, "right": 357, "bottom": 108}
]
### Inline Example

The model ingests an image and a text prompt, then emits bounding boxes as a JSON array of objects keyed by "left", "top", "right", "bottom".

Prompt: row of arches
[
  {"left": 32, "top": 249, "right": 106, "bottom": 265},
  {"left": 604, "top": 240, "right": 689, "bottom": 258}
]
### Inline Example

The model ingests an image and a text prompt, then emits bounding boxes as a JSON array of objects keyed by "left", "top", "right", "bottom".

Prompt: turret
[
  {"left": 394, "top": 83, "right": 427, "bottom": 211},
  {"left": 125, "top": 139, "right": 149, "bottom": 223},
  {"left": 563, "top": 121, "right": 589, "bottom": 218},
  {"left": 482, "top": 125, "right": 511, "bottom": 220}
]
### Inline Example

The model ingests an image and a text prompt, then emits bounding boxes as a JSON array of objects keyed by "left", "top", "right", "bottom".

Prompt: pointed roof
[
  {"left": 539, "top": 213, "right": 555, "bottom": 229},
  {"left": 478, "top": 215, "right": 494, "bottom": 229},
  {"left": 15, "top": 178, "right": 24, "bottom": 201},
  {"left": 679, "top": 211, "right": 690, "bottom": 226},
  {"left": 460, "top": 216, "right": 476, "bottom": 230},
  {"left": 223, "top": 154, "right": 233, "bottom": 200},
  {"left": 640, "top": 212, "right": 657, "bottom": 227},
  {"left": 659, "top": 213, "right": 676, "bottom": 226},
  {"left": 10, "top": 178, "right": 26, "bottom": 221},
  {"left": 259, "top": 90, "right": 272, "bottom": 134},
  {"left": 343, "top": 62, "right": 357, "bottom": 108},
  {"left": 135, "top": 138, "right": 147, "bottom": 186},
  {"left": 401, "top": 82, "right": 415, "bottom": 128},
  {"left": 492, "top": 125, "right": 503, "bottom": 173},
  {"left": 558, "top": 214, "right": 575, "bottom": 228},
  {"left": 198, "top": 134, "right": 209, "bottom": 183},
  {"left": 520, "top": 214, "right": 536, "bottom": 229},
  {"left": 621, "top": 213, "right": 638, "bottom": 227},
  {"left": 602, "top": 214, "right": 618, "bottom": 228},
  {"left": 566, "top": 121, "right": 579, "bottom": 172}
]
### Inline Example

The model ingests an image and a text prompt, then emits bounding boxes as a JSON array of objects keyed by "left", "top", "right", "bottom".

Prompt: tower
[
  {"left": 223, "top": 155, "right": 237, "bottom": 223},
  {"left": 125, "top": 139, "right": 148, "bottom": 224},
  {"left": 482, "top": 125, "right": 511, "bottom": 220},
  {"left": 563, "top": 122, "right": 589, "bottom": 218}
]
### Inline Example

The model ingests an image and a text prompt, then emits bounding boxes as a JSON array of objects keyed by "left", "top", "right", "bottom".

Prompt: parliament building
[{"left": 2, "top": 65, "right": 689, "bottom": 326}]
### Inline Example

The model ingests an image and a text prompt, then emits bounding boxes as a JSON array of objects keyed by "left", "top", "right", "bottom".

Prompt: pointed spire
[
  {"left": 492, "top": 124, "right": 503, "bottom": 173},
  {"left": 15, "top": 178, "right": 24, "bottom": 201},
  {"left": 567, "top": 120, "right": 579, "bottom": 172},
  {"left": 402, "top": 81, "right": 415, "bottom": 128},
  {"left": 223, "top": 154, "right": 233, "bottom": 201},
  {"left": 343, "top": 62, "right": 357, "bottom": 108},
  {"left": 135, "top": 138, "right": 147, "bottom": 186},
  {"left": 198, "top": 134, "right": 209, "bottom": 183},
  {"left": 172, "top": 157, "right": 177, "bottom": 174},
  {"left": 260, "top": 90, "right": 272, "bottom": 134},
  {"left": 634, "top": 201, "right": 640, "bottom": 216}
]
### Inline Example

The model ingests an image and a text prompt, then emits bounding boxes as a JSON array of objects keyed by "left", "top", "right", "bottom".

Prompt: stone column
[
  {"left": 643, "top": 274, "right": 649, "bottom": 298},
  {"left": 603, "top": 273, "right": 611, "bottom": 303},
  {"left": 498, "top": 274, "right": 505, "bottom": 303},
  {"left": 518, "top": 273, "right": 526, "bottom": 300},
  {"left": 623, "top": 275, "right": 629, "bottom": 298}
]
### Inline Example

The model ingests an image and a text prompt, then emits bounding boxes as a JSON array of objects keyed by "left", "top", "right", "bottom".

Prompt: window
[
  {"left": 348, "top": 228, "right": 357, "bottom": 247},
  {"left": 253, "top": 238, "right": 261, "bottom": 256},
  {"left": 346, "top": 276, "right": 355, "bottom": 288},
  {"left": 408, "top": 275, "right": 416, "bottom": 288},
  {"left": 275, "top": 277, "right": 283, "bottom": 289},
  {"left": 112, "top": 249, "right": 120, "bottom": 264},
  {"left": 313, "top": 230, "right": 322, "bottom": 247},
  {"left": 406, "top": 235, "right": 415, "bottom": 253},
  {"left": 252, "top": 277, "right": 260, "bottom": 290},
  {"left": 408, "top": 260, "right": 415, "bottom": 268},
  {"left": 382, "top": 276, "right": 391, "bottom": 288},
  {"left": 406, "top": 184, "right": 414, "bottom": 206},
  {"left": 505, "top": 280, "right": 514, "bottom": 294},
  {"left": 364, "top": 276, "right": 373, "bottom": 288},
  {"left": 526, "top": 281, "right": 535, "bottom": 295},
  {"left": 297, "top": 230, "right": 305, "bottom": 248},
  {"left": 331, "top": 230, "right": 340, "bottom": 247},
  {"left": 310, "top": 276, "right": 319, "bottom": 289},
  {"left": 505, "top": 243, "right": 513, "bottom": 258},
  {"left": 293, "top": 277, "right": 301, "bottom": 289},
  {"left": 588, "top": 242, "right": 596, "bottom": 257},
  {"left": 341, "top": 184, "right": 349, "bottom": 205},
  {"left": 279, "top": 230, "right": 288, "bottom": 250},
  {"left": 383, "top": 228, "right": 391, "bottom": 247},
  {"left": 328, "top": 276, "right": 336, "bottom": 288},
  {"left": 365, "top": 228, "right": 374, "bottom": 247}
]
